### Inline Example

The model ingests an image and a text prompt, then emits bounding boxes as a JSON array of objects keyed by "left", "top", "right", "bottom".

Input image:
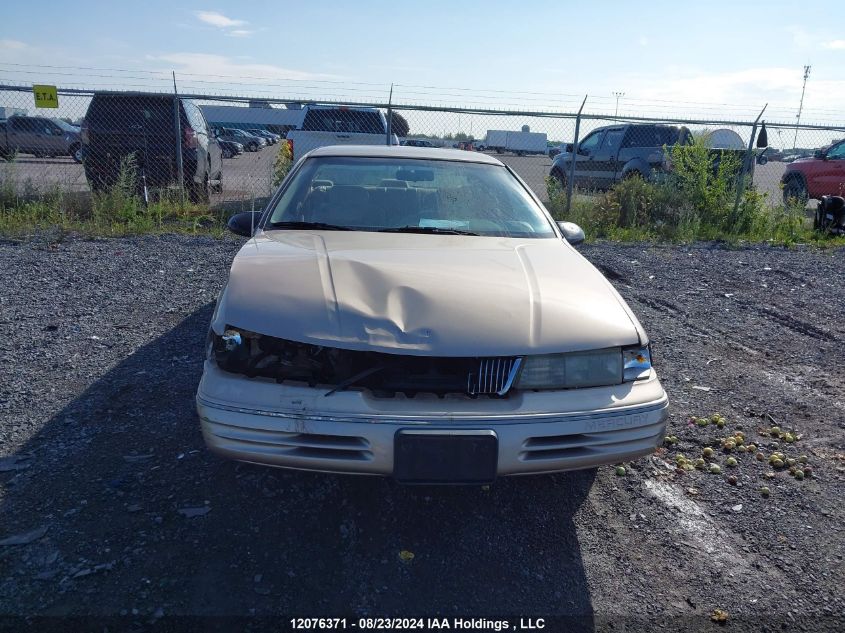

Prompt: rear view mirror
[
  {"left": 396, "top": 168, "right": 434, "bottom": 182},
  {"left": 227, "top": 211, "right": 262, "bottom": 237},
  {"left": 557, "top": 221, "right": 585, "bottom": 245},
  {"left": 756, "top": 121, "right": 768, "bottom": 148}
]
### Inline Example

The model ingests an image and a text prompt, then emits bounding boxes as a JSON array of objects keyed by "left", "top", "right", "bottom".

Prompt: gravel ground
[{"left": 1, "top": 234, "right": 843, "bottom": 632}]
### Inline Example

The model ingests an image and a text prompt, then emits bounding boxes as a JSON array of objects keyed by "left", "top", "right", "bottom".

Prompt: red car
[{"left": 782, "top": 139, "right": 845, "bottom": 202}]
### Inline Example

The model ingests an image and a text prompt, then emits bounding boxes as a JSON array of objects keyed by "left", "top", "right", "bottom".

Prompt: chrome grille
[{"left": 467, "top": 357, "right": 522, "bottom": 396}]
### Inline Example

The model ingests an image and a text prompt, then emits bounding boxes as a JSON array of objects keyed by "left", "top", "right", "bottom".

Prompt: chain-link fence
[{"left": 2, "top": 83, "right": 844, "bottom": 212}]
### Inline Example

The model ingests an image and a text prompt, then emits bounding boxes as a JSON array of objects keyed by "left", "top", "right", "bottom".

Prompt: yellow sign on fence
[{"left": 33, "top": 85, "right": 59, "bottom": 108}]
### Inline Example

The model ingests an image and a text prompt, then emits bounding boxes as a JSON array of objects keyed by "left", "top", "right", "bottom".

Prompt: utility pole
[
  {"left": 613, "top": 91, "right": 625, "bottom": 121},
  {"left": 792, "top": 65, "right": 811, "bottom": 151}
]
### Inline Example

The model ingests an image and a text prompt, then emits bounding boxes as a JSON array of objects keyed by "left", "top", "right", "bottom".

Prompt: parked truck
[
  {"left": 0, "top": 115, "right": 83, "bottom": 162},
  {"left": 484, "top": 129, "right": 548, "bottom": 156},
  {"left": 285, "top": 105, "right": 398, "bottom": 161}
]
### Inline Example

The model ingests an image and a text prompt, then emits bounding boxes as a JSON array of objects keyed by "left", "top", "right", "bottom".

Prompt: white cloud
[
  {"left": 226, "top": 29, "right": 254, "bottom": 38},
  {"left": 0, "top": 39, "right": 28, "bottom": 50},
  {"left": 149, "top": 53, "right": 339, "bottom": 82},
  {"left": 195, "top": 11, "right": 246, "bottom": 29},
  {"left": 822, "top": 39, "right": 845, "bottom": 50}
]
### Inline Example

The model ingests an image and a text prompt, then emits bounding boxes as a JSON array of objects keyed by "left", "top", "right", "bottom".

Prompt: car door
[
  {"left": 42, "top": 120, "right": 66, "bottom": 155},
  {"left": 570, "top": 130, "right": 605, "bottom": 189},
  {"left": 29, "top": 118, "right": 60, "bottom": 156},
  {"left": 817, "top": 141, "right": 845, "bottom": 196},
  {"left": 591, "top": 128, "right": 625, "bottom": 188},
  {"left": 9, "top": 117, "right": 37, "bottom": 154}
]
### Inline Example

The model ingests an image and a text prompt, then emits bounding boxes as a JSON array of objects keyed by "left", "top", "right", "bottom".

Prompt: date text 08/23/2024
[{"left": 289, "top": 617, "right": 547, "bottom": 630}]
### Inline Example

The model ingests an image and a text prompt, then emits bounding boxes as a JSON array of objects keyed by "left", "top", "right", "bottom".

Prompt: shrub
[{"left": 273, "top": 140, "right": 294, "bottom": 187}]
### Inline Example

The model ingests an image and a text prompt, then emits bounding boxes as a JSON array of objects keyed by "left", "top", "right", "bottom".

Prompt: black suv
[{"left": 81, "top": 93, "right": 222, "bottom": 201}]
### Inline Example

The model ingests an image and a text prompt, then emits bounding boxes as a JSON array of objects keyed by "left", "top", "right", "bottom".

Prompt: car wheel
[
  {"left": 623, "top": 170, "right": 645, "bottom": 181},
  {"left": 249, "top": 142, "right": 258, "bottom": 152},
  {"left": 222, "top": 148, "right": 232, "bottom": 159},
  {"left": 550, "top": 167, "right": 567, "bottom": 190},
  {"left": 188, "top": 169, "right": 210, "bottom": 204},
  {"left": 70, "top": 144, "right": 83, "bottom": 164},
  {"left": 783, "top": 177, "right": 808, "bottom": 206}
]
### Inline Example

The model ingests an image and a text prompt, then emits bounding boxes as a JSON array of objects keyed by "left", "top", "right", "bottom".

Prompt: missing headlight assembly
[{"left": 209, "top": 327, "right": 509, "bottom": 397}]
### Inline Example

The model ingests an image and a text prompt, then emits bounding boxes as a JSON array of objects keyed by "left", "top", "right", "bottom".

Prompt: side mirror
[
  {"left": 227, "top": 211, "right": 262, "bottom": 237},
  {"left": 814, "top": 149, "right": 826, "bottom": 160},
  {"left": 756, "top": 121, "right": 768, "bottom": 148},
  {"left": 565, "top": 143, "right": 573, "bottom": 153},
  {"left": 557, "top": 221, "right": 585, "bottom": 245}
]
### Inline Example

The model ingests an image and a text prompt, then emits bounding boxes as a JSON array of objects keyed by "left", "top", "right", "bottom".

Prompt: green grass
[
  {"left": 0, "top": 155, "right": 230, "bottom": 238},
  {"left": 545, "top": 140, "right": 845, "bottom": 249}
]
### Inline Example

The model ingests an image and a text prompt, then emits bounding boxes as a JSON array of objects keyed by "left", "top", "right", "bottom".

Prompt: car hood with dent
[{"left": 215, "top": 231, "right": 646, "bottom": 356}]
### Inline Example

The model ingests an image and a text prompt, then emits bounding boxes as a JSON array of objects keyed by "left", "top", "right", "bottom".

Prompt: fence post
[
  {"left": 566, "top": 95, "right": 588, "bottom": 214},
  {"left": 732, "top": 103, "right": 767, "bottom": 219},
  {"left": 172, "top": 71, "right": 185, "bottom": 204},
  {"left": 386, "top": 83, "right": 393, "bottom": 146}
]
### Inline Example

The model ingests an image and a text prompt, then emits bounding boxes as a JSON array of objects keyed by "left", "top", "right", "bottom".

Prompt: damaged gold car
[{"left": 196, "top": 145, "right": 668, "bottom": 483}]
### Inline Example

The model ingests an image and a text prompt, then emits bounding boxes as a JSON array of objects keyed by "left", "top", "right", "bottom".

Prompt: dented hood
[{"left": 216, "top": 231, "right": 645, "bottom": 356}]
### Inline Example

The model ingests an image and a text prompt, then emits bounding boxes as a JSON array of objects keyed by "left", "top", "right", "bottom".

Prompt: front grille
[{"left": 467, "top": 357, "right": 522, "bottom": 396}]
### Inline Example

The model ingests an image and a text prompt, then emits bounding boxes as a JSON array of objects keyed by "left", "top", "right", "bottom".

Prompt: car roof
[{"left": 307, "top": 145, "right": 504, "bottom": 164}]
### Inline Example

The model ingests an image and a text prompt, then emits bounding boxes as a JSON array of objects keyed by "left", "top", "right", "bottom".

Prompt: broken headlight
[{"left": 623, "top": 344, "right": 652, "bottom": 382}]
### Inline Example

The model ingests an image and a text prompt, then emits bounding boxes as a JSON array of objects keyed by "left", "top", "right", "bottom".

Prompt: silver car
[{"left": 196, "top": 145, "right": 668, "bottom": 483}]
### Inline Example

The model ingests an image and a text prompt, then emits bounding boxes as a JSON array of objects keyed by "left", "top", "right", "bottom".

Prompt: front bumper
[{"left": 196, "top": 362, "right": 669, "bottom": 478}]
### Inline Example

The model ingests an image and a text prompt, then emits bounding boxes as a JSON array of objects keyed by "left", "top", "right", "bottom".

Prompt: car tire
[
  {"left": 550, "top": 167, "right": 567, "bottom": 190},
  {"left": 783, "top": 177, "right": 808, "bottom": 205},
  {"left": 222, "top": 148, "right": 233, "bottom": 159},
  {"left": 248, "top": 142, "right": 258, "bottom": 152},
  {"left": 211, "top": 171, "right": 223, "bottom": 194},
  {"left": 70, "top": 143, "right": 83, "bottom": 164},
  {"left": 188, "top": 168, "right": 210, "bottom": 204},
  {"left": 623, "top": 170, "right": 645, "bottom": 181}
]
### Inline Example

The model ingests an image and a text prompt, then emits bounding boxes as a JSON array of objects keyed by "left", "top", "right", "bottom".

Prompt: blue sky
[{"left": 1, "top": 0, "right": 844, "bottom": 125}]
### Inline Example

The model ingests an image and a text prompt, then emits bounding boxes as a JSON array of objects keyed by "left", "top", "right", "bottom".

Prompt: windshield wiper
[
  {"left": 379, "top": 225, "right": 479, "bottom": 236},
  {"left": 268, "top": 221, "right": 353, "bottom": 231}
]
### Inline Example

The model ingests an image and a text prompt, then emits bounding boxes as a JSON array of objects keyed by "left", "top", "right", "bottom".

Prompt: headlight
[
  {"left": 515, "top": 345, "right": 653, "bottom": 390},
  {"left": 515, "top": 348, "right": 622, "bottom": 390},
  {"left": 623, "top": 345, "right": 652, "bottom": 382}
]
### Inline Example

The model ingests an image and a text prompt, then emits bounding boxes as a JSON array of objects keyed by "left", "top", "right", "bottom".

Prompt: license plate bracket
[{"left": 394, "top": 430, "right": 498, "bottom": 484}]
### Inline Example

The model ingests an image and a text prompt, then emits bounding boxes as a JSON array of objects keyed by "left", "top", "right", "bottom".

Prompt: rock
[
  {"left": 177, "top": 506, "right": 211, "bottom": 518},
  {"left": 122, "top": 454, "right": 154, "bottom": 463},
  {"left": 0, "top": 455, "right": 33, "bottom": 472},
  {"left": 0, "top": 525, "right": 49, "bottom": 546}
]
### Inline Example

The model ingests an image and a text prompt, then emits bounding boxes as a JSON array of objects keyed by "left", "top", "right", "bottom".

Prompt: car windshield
[{"left": 266, "top": 156, "right": 556, "bottom": 238}]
